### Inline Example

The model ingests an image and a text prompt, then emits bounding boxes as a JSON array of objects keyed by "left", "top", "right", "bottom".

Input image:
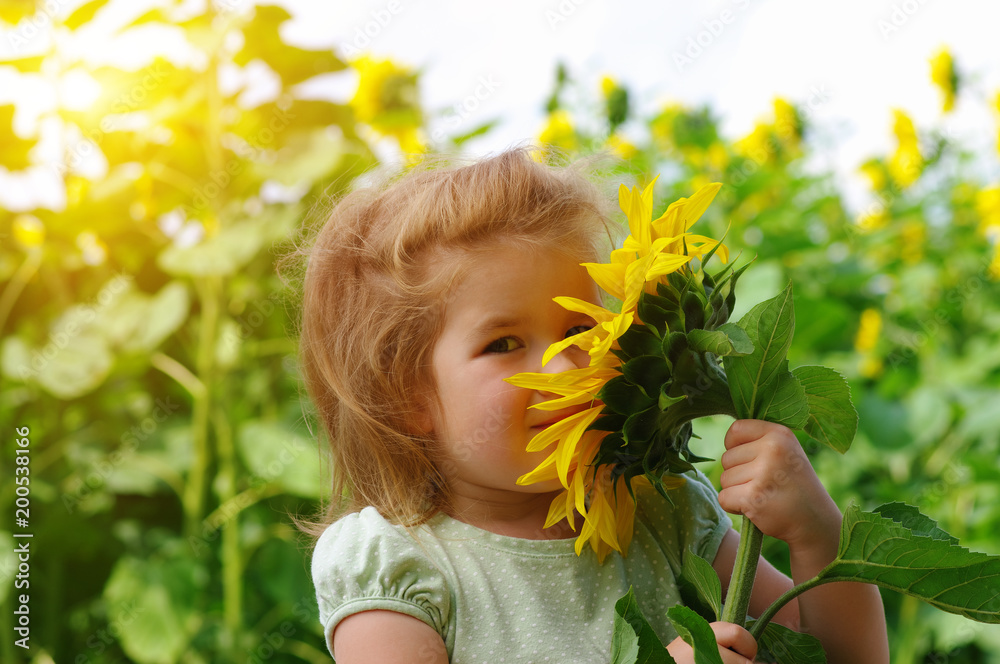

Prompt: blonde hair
[{"left": 294, "top": 147, "right": 618, "bottom": 538}]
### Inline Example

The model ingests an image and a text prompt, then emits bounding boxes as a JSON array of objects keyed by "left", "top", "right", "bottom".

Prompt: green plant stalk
[
  {"left": 720, "top": 516, "right": 764, "bottom": 626},
  {"left": 748, "top": 575, "right": 827, "bottom": 639},
  {"left": 214, "top": 407, "right": 242, "bottom": 652},
  {"left": 183, "top": 276, "right": 219, "bottom": 538}
]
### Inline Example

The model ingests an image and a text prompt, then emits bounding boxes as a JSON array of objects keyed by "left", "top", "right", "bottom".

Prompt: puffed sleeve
[
  {"left": 311, "top": 507, "right": 452, "bottom": 657},
  {"left": 637, "top": 468, "right": 733, "bottom": 573}
]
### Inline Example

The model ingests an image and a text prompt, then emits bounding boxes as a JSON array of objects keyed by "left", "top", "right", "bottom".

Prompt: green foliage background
[{"left": 1, "top": 2, "right": 999, "bottom": 662}]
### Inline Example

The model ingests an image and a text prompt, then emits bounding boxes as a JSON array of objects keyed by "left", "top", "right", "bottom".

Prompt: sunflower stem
[{"left": 720, "top": 516, "right": 764, "bottom": 627}]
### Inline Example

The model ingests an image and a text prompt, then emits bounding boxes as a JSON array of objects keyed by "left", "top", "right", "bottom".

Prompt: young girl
[{"left": 299, "top": 148, "right": 889, "bottom": 663}]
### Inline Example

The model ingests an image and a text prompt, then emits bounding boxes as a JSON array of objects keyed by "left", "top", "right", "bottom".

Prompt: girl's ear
[
  {"left": 412, "top": 408, "right": 434, "bottom": 435},
  {"left": 410, "top": 388, "right": 436, "bottom": 435}
]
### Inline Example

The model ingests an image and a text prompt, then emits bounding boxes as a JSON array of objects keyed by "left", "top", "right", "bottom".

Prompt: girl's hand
[
  {"left": 666, "top": 622, "right": 757, "bottom": 663},
  {"left": 717, "top": 419, "right": 841, "bottom": 550}
]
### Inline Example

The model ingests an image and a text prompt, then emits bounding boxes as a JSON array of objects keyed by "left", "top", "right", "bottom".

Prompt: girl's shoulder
[
  {"left": 311, "top": 507, "right": 454, "bottom": 652},
  {"left": 315, "top": 506, "right": 408, "bottom": 552},
  {"left": 313, "top": 506, "right": 447, "bottom": 580}
]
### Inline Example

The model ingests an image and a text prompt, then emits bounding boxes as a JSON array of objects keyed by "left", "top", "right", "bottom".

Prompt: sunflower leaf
[
  {"left": 723, "top": 282, "right": 797, "bottom": 421},
  {"left": 666, "top": 605, "right": 725, "bottom": 664},
  {"left": 754, "top": 365, "right": 809, "bottom": 429},
  {"left": 748, "top": 620, "right": 826, "bottom": 664},
  {"left": 623, "top": 356, "right": 672, "bottom": 397},
  {"left": 600, "top": 375, "right": 655, "bottom": 415},
  {"left": 623, "top": 406, "right": 659, "bottom": 444},
  {"left": 817, "top": 504, "right": 1000, "bottom": 623},
  {"left": 679, "top": 552, "right": 722, "bottom": 621},
  {"left": 618, "top": 325, "right": 663, "bottom": 358},
  {"left": 611, "top": 588, "right": 675, "bottom": 664},
  {"left": 791, "top": 366, "right": 856, "bottom": 454},
  {"left": 687, "top": 323, "right": 753, "bottom": 357}
]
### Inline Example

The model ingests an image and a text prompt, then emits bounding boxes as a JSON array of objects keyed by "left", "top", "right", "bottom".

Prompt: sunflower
[
  {"left": 889, "top": 109, "right": 922, "bottom": 189},
  {"left": 349, "top": 55, "right": 424, "bottom": 153},
  {"left": 929, "top": 48, "right": 958, "bottom": 114},
  {"left": 505, "top": 180, "right": 727, "bottom": 561}
]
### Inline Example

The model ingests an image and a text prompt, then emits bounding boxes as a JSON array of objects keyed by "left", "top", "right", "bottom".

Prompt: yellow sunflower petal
[
  {"left": 685, "top": 235, "right": 730, "bottom": 264},
  {"left": 645, "top": 252, "right": 691, "bottom": 282},
  {"left": 582, "top": 261, "right": 627, "bottom": 301},
  {"left": 516, "top": 452, "right": 559, "bottom": 485},
  {"left": 679, "top": 182, "right": 723, "bottom": 230},
  {"left": 526, "top": 410, "right": 587, "bottom": 453},
  {"left": 529, "top": 392, "right": 600, "bottom": 411},
  {"left": 554, "top": 408, "right": 603, "bottom": 486},
  {"left": 622, "top": 252, "right": 656, "bottom": 313},
  {"left": 505, "top": 371, "right": 587, "bottom": 395},
  {"left": 544, "top": 491, "right": 571, "bottom": 530},
  {"left": 541, "top": 328, "right": 592, "bottom": 366},
  {"left": 553, "top": 296, "right": 617, "bottom": 323}
]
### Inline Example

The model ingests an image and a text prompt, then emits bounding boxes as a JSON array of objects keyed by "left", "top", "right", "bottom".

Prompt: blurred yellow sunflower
[
  {"left": 538, "top": 110, "right": 578, "bottom": 151},
  {"left": 349, "top": 55, "right": 424, "bottom": 153},
  {"left": 929, "top": 48, "right": 958, "bottom": 114},
  {"left": 889, "top": 109, "right": 922, "bottom": 189}
]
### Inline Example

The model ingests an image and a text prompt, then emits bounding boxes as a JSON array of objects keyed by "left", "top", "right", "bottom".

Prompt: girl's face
[{"left": 426, "top": 244, "right": 600, "bottom": 502}]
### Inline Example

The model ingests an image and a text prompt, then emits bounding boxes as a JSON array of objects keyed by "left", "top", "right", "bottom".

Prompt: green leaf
[
  {"left": 749, "top": 620, "right": 826, "bottom": 664},
  {"left": 600, "top": 375, "right": 655, "bottom": 415},
  {"left": 687, "top": 323, "right": 753, "bottom": 357},
  {"left": 99, "top": 281, "right": 190, "bottom": 353},
  {"left": 132, "top": 281, "right": 190, "bottom": 352},
  {"left": 449, "top": 119, "right": 499, "bottom": 146},
  {"left": 236, "top": 420, "right": 321, "bottom": 499},
  {"left": 623, "top": 406, "right": 659, "bottom": 444},
  {"left": 617, "top": 325, "right": 663, "bottom": 358},
  {"left": 623, "top": 355, "right": 672, "bottom": 397},
  {"left": 872, "top": 502, "right": 956, "bottom": 543},
  {"left": 723, "top": 282, "right": 796, "bottom": 420},
  {"left": 34, "top": 330, "right": 114, "bottom": 399},
  {"left": 817, "top": 504, "right": 1000, "bottom": 623},
  {"left": 103, "top": 552, "right": 206, "bottom": 664},
  {"left": 661, "top": 331, "right": 689, "bottom": 367},
  {"left": 682, "top": 291, "right": 705, "bottom": 332},
  {"left": 666, "top": 605, "right": 725, "bottom": 664},
  {"left": 755, "top": 367, "right": 808, "bottom": 429},
  {"left": 611, "top": 618, "right": 641, "bottom": 664},
  {"left": 235, "top": 4, "right": 345, "bottom": 86},
  {"left": 658, "top": 386, "right": 686, "bottom": 411},
  {"left": 791, "top": 366, "right": 856, "bottom": 453},
  {"left": 611, "top": 589, "right": 675, "bottom": 664},
  {"left": 250, "top": 128, "right": 347, "bottom": 186},
  {"left": 679, "top": 552, "right": 722, "bottom": 621},
  {"left": 157, "top": 213, "right": 279, "bottom": 278}
]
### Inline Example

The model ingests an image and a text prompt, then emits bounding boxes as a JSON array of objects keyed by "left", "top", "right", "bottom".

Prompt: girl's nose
[{"left": 542, "top": 344, "right": 589, "bottom": 375}]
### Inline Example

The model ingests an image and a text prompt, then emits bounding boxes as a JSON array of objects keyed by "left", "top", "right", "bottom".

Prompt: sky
[{"left": 2, "top": 0, "right": 1000, "bottom": 212}]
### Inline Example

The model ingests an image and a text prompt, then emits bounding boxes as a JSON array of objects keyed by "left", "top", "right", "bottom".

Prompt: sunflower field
[{"left": 2, "top": 2, "right": 1000, "bottom": 663}]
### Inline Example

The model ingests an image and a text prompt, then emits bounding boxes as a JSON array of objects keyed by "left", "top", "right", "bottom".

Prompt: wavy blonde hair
[{"left": 293, "top": 147, "right": 618, "bottom": 538}]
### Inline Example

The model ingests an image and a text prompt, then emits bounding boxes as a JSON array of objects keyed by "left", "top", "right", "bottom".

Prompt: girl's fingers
[
  {"left": 720, "top": 443, "right": 757, "bottom": 470},
  {"left": 724, "top": 418, "right": 775, "bottom": 449},
  {"left": 720, "top": 651, "right": 755, "bottom": 664},
  {"left": 712, "top": 623, "right": 758, "bottom": 661},
  {"left": 719, "top": 462, "right": 757, "bottom": 490}
]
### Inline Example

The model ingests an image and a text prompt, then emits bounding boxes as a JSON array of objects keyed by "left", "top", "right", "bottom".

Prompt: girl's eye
[
  {"left": 565, "top": 324, "right": 594, "bottom": 339},
  {"left": 484, "top": 336, "right": 521, "bottom": 354}
]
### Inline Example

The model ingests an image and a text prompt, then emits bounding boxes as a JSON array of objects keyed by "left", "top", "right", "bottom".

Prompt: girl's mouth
[{"left": 531, "top": 408, "right": 589, "bottom": 429}]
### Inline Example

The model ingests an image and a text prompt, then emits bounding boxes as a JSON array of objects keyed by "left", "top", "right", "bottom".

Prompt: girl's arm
[
  {"left": 714, "top": 419, "right": 890, "bottom": 664},
  {"left": 333, "top": 610, "right": 448, "bottom": 664}
]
